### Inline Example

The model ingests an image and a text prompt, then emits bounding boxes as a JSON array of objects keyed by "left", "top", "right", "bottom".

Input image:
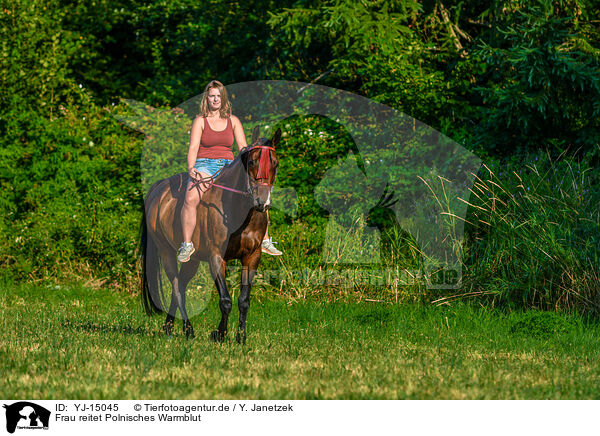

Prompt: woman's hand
[{"left": 188, "top": 167, "right": 199, "bottom": 180}]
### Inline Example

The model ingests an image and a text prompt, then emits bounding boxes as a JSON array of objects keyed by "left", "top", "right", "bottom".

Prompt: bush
[{"left": 0, "top": 104, "right": 143, "bottom": 287}]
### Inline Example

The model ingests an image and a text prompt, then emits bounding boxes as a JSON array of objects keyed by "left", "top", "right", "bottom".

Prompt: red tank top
[{"left": 197, "top": 117, "right": 235, "bottom": 160}]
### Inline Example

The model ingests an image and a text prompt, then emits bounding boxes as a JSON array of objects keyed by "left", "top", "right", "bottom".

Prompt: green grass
[{"left": 1, "top": 282, "right": 600, "bottom": 399}]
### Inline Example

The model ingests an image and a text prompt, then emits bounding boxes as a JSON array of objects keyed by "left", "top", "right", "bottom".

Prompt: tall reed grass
[
  {"left": 257, "top": 150, "right": 599, "bottom": 314},
  {"left": 459, "top": 151, "right": 599, "bottom": 313}
]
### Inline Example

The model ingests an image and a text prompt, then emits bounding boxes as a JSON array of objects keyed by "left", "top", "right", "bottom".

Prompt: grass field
[{"left": 1, "top": 282, "right": 599, "bottom": 399}]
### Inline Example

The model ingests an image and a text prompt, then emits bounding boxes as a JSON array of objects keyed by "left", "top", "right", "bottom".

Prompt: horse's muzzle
[
  {"left": 252, "top": 185, "right": 272, "bottom": 212},
  {"left": 253, "top": 203, "right": 270, "bottom": 213}
]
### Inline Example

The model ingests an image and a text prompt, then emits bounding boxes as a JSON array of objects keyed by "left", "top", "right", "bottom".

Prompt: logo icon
[{"left": 3, "top": 402, "right": 50, "bottom": 434}]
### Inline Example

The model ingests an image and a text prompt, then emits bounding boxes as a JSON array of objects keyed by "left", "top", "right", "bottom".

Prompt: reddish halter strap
[{"left": 254, "top": 145, "right": 276, "bottom": 183}]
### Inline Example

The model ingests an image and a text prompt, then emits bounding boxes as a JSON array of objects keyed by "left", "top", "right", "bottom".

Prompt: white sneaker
[
  {"left": 261, "top": 237, "right": 282, "bottom": 256},
  {"left": 177, "top": 242, "right": 195, "bottom": 262}
]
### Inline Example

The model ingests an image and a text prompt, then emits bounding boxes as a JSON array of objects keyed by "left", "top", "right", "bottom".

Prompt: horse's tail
[{"left": 140, "top": 207, "right": 166, "bottom": 316}]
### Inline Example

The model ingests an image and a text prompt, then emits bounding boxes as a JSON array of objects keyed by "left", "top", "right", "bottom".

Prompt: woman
[{"left": 178, "top": 80, "right": 282, "bottom": 262}]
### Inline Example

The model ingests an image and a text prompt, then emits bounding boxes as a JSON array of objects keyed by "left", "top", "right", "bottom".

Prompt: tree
[{"left": 470, "top": 0, "right": 600, "bottom": 157}]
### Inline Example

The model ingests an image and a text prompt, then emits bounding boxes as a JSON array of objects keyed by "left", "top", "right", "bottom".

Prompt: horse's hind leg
[
  {"left": 160, "top": 255, "right": 178, "bottom": 337},
  {"left": 164, "top": 299, "right": 177, "bottom": 337},
  {"left": 178, "top": 259, "right": 201, "bottom": 339},
  {"left": 159, "top": 253, "right": 191, "bottom": 338}
]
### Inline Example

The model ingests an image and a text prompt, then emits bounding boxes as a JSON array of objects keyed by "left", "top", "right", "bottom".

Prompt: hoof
[
  {"left": 210, "top": 330, "right": 226, "bottom": 343},
  {"left": 183, "top": 321, "right": 195, "bottom": 340},
  {"left": 235, "top": 331, "right": 246, "bottom": 345},
  {"left": 163, "top": 320, "right": 174, "bottom": 337}
]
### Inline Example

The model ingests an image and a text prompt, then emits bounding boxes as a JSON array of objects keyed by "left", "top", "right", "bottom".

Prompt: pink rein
[{"left": 189, "top": 145, "right": 276, "bottom": 196}]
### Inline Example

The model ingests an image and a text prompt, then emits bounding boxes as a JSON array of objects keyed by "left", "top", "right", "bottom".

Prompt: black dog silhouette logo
[{"left": 3, "top": 402, "right": 50, "bottom": 433}]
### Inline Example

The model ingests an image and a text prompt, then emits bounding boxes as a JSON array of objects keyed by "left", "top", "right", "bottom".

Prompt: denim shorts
[{"left": 194, "top": 158, "right": 233, "bottom": 177}]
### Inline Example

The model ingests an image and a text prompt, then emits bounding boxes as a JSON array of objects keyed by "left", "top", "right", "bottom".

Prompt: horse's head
[{"left": 243, "top": 126, "right": 281, "bottom": 212}]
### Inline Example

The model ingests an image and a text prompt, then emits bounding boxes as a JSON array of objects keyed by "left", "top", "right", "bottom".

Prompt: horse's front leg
[
  {"left": 237, "top": 250, "right": 261, "bottom": 344},
  {"left": 209, "top": 254, "right": 230, "bottom": 342}
]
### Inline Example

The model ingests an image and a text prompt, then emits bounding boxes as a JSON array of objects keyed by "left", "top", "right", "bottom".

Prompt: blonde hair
[{"left": 199, "top": 80, "right": 231, "bottom": 118}]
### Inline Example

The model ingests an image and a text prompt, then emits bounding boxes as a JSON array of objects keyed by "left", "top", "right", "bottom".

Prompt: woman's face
[{"left": 207, "top": 88, "right": 222, "bottom": 112}]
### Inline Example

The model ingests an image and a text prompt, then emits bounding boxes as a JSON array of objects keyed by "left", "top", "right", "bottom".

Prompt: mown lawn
[{"left": 1, "top": 282, "right": 599, "bottom": 399}]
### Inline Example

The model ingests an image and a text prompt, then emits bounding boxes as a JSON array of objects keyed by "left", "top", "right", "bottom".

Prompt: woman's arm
[
  {"left": 231, "top": 115, "right": 248, "bottom": 152},
  {"left": 187, "top": 116, "right": 203, "bottom": 178}
]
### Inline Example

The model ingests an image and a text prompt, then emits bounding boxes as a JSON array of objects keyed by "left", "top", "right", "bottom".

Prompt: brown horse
[{"left": 140, "top": 127, "right": 280, "bottom": 343}]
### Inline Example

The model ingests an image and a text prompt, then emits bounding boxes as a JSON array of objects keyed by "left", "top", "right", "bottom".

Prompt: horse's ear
[
  {"left": 272, "top": 128, "right": 282, "bottom": 148},
  {"left": 251, "top": 126, "right": 260, "bottom": 145}
]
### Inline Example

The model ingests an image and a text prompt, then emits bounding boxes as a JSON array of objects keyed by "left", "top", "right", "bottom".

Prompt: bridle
[{"left": 189, "top": 145, "right": 277, "bottom": 199}]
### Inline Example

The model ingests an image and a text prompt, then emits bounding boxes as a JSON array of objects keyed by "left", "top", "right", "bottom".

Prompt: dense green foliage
[
  {"left": 1, "top": 0, "right": 598, "bottom": 312},
  {"left": 471, "top": 1, "right": 600, "bottom": 156},
  {"left": 264, "top": 0, "right": 600, "bottom": 155}
]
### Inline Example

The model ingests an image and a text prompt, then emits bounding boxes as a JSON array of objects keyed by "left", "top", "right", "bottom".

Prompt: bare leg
[
  {"left": 263, "top": 210, "right": 270, "bottom": 240},
  {"left": 181, "top": 171, "right": 210, "bottom": 243},
  {"left": 260, "top": 210, "right": 282, "bottom": 255}
]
